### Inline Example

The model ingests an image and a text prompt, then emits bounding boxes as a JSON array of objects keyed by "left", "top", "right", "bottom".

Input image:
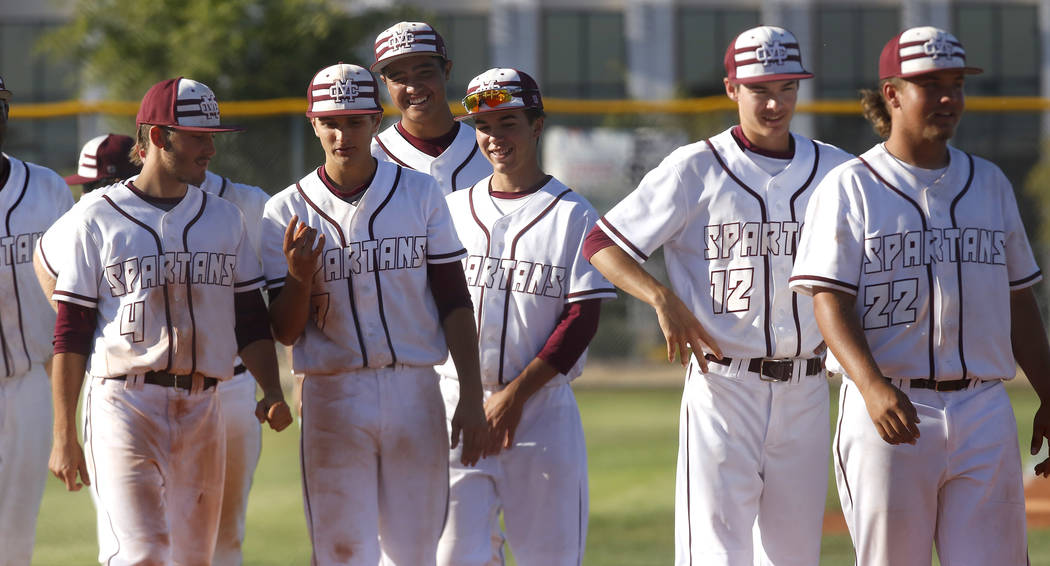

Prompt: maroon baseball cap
[
  {"left": 457, "top": 68, "right": 543, "bottom": 122},
  {"left": 0, "top": 75, "right": 10, "bottom": 101},
  {"left": 724, "top": 26, "right": 813, "bottom": 85},
  {"left": 65, "top": 134, "right": 140, "bottom": 185},
  {"left": 879, "top": 27, "right": 983, "bottom": 80},
  {"left": 372, "top": 22, "right": 448, "bottom": 72},
  {"left": 135, "top": 77, "right": 243, "bottom": 132}
]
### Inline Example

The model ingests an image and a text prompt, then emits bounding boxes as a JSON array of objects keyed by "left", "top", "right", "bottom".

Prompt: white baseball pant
[
  {"left": 214, "top": 370, "right": 262, "bottom": 566},
  {"left": 675, "top": 356, "right": 830, "bottom": 566},
  {"left": 835, "top": 377, "right": 1027, "bottom": 566},
  {"left": 85, "top": 378, "right": 225, "bottom": 566},
  {"left": 0, "top": 364, "right": 51, "bottom": 566},
  {"left": 436, "top": 378, "right": 588, "bottom": 566},
  {"left": 300, "top": 366, "right": 448, "bottom": 566}
]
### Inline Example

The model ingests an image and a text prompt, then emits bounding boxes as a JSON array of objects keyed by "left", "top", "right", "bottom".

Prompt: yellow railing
[{"left": 10, "top": 95, "right": 1050, "bottom": 119}]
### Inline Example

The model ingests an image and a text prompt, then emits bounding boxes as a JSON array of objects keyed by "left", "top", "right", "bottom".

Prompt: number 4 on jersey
[{"left": 120, "top": 301, "right": 145, "bottom": 343}]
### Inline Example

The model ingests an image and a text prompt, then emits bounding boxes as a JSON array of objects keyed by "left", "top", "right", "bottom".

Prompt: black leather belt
[
  {"left": 899, "top": 377, "right": 973, "bottom": 392},
  {"left": 107, "top": 371, "right": 218, "bottom": 391},
  {"left": 233, "top": 363, "right": 247, "bottom": 376},
  {"left": 705, "top": 354, "right": 823, "bottom": 382}
]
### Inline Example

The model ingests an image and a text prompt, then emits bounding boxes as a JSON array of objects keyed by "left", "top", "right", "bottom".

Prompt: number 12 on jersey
[{"left": 711, "top": 268, "right": 754, "bottom": 314}]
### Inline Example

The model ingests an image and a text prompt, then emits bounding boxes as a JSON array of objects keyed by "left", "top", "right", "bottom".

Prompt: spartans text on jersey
[
  {"left": 705, "top": 222, "right": 801, "bottom": 260},
  {"left": 863, "top": 227, "right": 1006, "bottom": 274},
  {"left": 322, "top": 236, "right": 427, "bottom": 281},
  {"left": 463, "top": 255, "right": 566, "bottom": 298},
  {"left": 105, "top": 252, "right": 239, "bottom": 297}
]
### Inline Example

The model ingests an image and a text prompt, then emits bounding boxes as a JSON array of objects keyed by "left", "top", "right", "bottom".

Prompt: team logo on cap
[
  {"left": 390, "top": 27, "right": 415, "bottom": 51},
  {"left": 198, "top": 94, "right": 220, "bottom": 121},
  {"left": 477, "top": 78, "right": 501, "bottom": 92},
  {"left": 330, "top": 79, "right": 359, "bottom": 103},
  {"left": 755, "top": 40, "right": 789, "bottom": 67},
  {"left": 923, "top": 33, "right": 954, "bottom": 59}
]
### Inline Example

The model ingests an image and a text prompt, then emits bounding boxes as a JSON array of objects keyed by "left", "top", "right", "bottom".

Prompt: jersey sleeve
[
  {"left": 789, "top": 171, "right": 866, "bottom": 296},
  {"left": 596, "top": 154, "right": 696, "bottom": 263},
  {"left": 424, "top": 178, "right": 467, "bottom": 264},
  {"left": 232, "top": 210, "right": 265, "bottom": 294},
  {"left": 566, "top": 204, "right": 618, "bottom": 303},
  {"left": 998, "top": 169, "right": 1042, "bottom": 289},
  {"left": 259, "top": 195, "right": 291, "bottom": 289},
  {"left": 37, "top": 209, "right": 75, "bottom": 278},
  {"left": 52, "top": 215, "right": 103, "bottom": 308}
]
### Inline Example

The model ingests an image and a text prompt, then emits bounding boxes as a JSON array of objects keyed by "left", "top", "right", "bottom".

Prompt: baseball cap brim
[
  {"left": 893, "top": 66, "right": 983, "bottom": 80},
  {"left": 64, "top": 174, "right": 103, "bottom": 185},
  {"left": 730, "top": 71, "right": 814, "bottom": 85},
  {"left": 305, "top": 108, "right": 383, "bottom": 118},
  {"left": 164, "top": 124, "right": 245, "bottom": 133},
  {"left": 371, "top": 51, "right": 446, "bottom": 73}
]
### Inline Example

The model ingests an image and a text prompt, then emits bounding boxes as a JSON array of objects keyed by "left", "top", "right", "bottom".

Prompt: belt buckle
[{"left": 758, "top": 359, "right": 791, "bottom": 382}]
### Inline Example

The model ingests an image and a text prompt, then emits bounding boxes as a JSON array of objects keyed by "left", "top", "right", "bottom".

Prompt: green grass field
[{"left": 31, "top": 381, "right": 1050, "bottom": 565}]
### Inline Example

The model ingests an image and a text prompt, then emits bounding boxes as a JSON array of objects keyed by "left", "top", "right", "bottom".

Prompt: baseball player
[
  {"left": 790, "top": 26, "right": 1050, "bottom": 565},
  {"left": 584, "top": 26, "right": 853, "bottom": 565},
  {"left": 38, "top": 136, "right": 271, "bottom": 566},
  {"left": 0, "top": 74, "right": 74, "bottom": 566},
  {"left": 435, "top": 68, "right": 616, "bottom": 566},
  {"left": 370, "top": 21, "right": 492, "bottom": 194},
  {"left": 64, "top": 133, "right": 140, "bottom": 194},
  {"left": 47, "top": 77, "right": 292, "bottom": 566},
  {"left": 261, "top": 62, "right": 486, "bottom": 566}
]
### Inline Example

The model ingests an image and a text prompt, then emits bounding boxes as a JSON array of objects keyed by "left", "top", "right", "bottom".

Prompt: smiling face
[
  {"left": 887, "top": 69, "right": 965, "bottom": 144},
  {"left": 380, "top": 55, "right": 452, "bottom": 130},
  {"left": 473, "top": 108, "right": 544, "bottom": 186},
  {"left": 725, "top": 78, "right": 798, "bottom": 152},
  {"left": 311, "top": 113, "right": 382, "bottom": 171}
]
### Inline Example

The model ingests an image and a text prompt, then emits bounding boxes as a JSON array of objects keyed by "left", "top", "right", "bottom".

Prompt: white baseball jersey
[
  {"left": 260, "top": 161, "right": 466, "bottom": 374},
  {"left": 0, "top": 155, "right": 72, "bottom": 373},
  {"left": 438, "top": 176, "right": 615, "bottom": 385},
  {"left": 0, "top": 155, "right": 72, "bottom": 566},
  {"left": 790, "top": 143, "right": 1040, "bottom": 380},
  {"left": 371, "top": 122, "right": 492, "bottom": 194},
  {"left": 52, "top": 182, "right": 264, "bottom": 379},
  {"left": 598, "top": 128, "right": 852, "bottom": 359}
]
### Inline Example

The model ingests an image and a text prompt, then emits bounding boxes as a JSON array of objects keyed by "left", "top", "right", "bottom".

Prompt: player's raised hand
[
  {"left": 861, "top": 379, "right": 921, "bottom": 445},
  {"left": 1037, "top": 457, "right": 1050, "bottom": 478},
  {"left": 282, "top": 215, "right": 325, "bottom": 283},
  {"left": 451, "top": 395, "right": 488, "bottom": 467},
  {"left": 48, "top": 437, "right": 90, "bottom": 492},
  {"left": 255, "top": 396, "right": 294, "bottom": 432},
  {"left": 653, "top": 291, "right": 722, "bottom": 371}
]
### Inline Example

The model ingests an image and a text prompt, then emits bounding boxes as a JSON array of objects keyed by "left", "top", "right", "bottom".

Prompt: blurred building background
[{"left": 2, "top": 0, "right": 1049, "bottom": 359}]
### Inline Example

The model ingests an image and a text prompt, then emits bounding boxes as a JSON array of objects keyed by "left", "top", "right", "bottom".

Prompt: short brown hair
[
  {"left": 129, "top": 124, "right": 172, "bottom": 166},
  {"left": 860, "top": 78, "right": 904, "bottom": 139}
]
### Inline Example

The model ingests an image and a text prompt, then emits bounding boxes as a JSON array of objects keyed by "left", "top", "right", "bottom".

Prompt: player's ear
[
  {"left": 531, "top": 115, "right": 545, "bottom": 138},
  {"left": 882, "top": 80, "right": 902, "bottom": 109},
  {"left": 147, "top": 126, "right": 171, "bottom": 151},
  {"left": 370, "top": 113, "right": 383, "bottom": 135},
  {"left": 724, "top": 78, "right": 739, "bottom": 102},
  {"left": 443, "top": 59, "right": 453, "bottom": 81},
  {"left": 308, "top": 117, "right": 323, "bottom": 139}
]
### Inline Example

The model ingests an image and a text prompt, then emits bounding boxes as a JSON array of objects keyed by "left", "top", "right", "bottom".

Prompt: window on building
[
  {"left": 676, "top": 8, "right": 760, "bottom": 97},
  {"left": 429, "top": 13, "right": 490, "bottom": 100},
  {"left": 954, "top": 4, "right": 1039, "bottom": 96},
  {"left": 542, "top": 10, "right": 626, "bottom": 98},
  {"left": 813, "top": 6, "right": 899, "bottom": 98}
]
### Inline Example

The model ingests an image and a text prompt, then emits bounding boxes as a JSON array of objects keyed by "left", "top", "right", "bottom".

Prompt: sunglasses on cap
[{"left": 462, "top": 88, "right": 537, "bottom": 113}]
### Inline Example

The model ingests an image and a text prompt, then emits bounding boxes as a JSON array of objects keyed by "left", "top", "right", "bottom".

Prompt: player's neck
[
  {"left": 490, "top": 164, "right": 547, "bottom": 194},
  {"left": 324, "top": 157, "right": 377, "bottom": 193},
  {"left": 135, "top": 161, "right": 188, "bottom": 199},
  {"left": 737, "top": 124, "right": 791, "bottom": 154},
  {"left": 883, "top": 135, "right": 950, "bottom": 169},
  {"left": 398, "top": 113, "right": 456, "bottom": 141}
]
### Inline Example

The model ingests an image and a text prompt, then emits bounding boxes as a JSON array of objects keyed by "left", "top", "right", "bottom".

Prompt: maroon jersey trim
[
  {"left": 296, "top": 178, "right": 369, "bottom": 365},
  {"left": 180, "top": 193, "right": 208, "bottom": 376},
  {"left": 373, "top": 135, "right": 414, "bottom": 169},
  {"left": 1, "top": 161, "right": 31, "bottom": 376},
  {"left": 103, "top": 189, "right": 176, "bottom": 371},
  {"left": 859, "top": 156, "right": 937, "bottom": 379}
]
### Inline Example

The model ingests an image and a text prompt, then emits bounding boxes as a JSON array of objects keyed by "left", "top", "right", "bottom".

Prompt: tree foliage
[{"left": 41, "top": 0, "right": 419, "bottom": 100}]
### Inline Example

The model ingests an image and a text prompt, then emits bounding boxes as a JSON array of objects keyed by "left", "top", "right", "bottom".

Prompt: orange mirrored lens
[{"left": 462, "top": 89, "right": 514, "bottom": 113}]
